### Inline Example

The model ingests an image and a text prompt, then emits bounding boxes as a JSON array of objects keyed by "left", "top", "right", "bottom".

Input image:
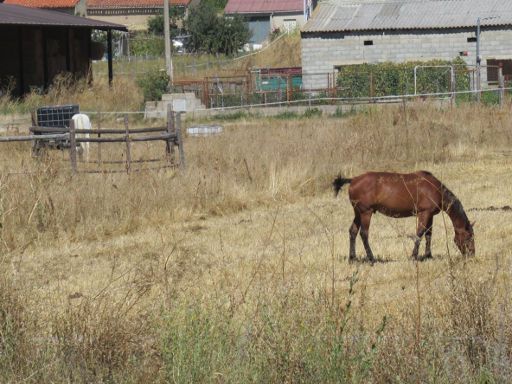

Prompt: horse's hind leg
[
  {"left": 349, "top": 212, "right": 361, "bottom": 262},
  {"left": 423, "top": 216, "right": 434, "bottom": 259},
  {"left": 359, "top": 211, "right": 375, "bottom": 263}
]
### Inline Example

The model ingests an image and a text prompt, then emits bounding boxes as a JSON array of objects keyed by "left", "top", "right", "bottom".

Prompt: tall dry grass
[
  {"left": 1, "top": 74, "right": 144, "bottom": 116},
  {"left": 1, "top": 102, "right": 512, "bottom": 382}
]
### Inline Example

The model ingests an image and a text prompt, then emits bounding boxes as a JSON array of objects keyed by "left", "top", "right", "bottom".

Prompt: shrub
[
  {"left": 136, "top": 69, "right": 170, "bottom": 102},
  {"left": 337, "top": 57, "right": 470, "bottom": 98},
  {"left": 304, "top": 107, "right": 322, "bottom": 118},
  {"left": 129, "top": 33, "right": 165, "bottom": 57}
]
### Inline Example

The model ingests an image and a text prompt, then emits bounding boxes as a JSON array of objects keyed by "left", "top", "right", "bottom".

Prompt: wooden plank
[
  {"left": 82, "top": 158, "right": 162, "bottom": 164},
  {"left": 0, "top": 133, "right": 69, "bottom": 142},
  {"left": 75, "top": 134, "right": 174, "bottom": 143},
  {"left": 30, "top": 126, "right": 167, "bottom": 134}
]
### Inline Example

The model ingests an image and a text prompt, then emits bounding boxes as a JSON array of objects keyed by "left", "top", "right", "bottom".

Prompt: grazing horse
[{"left": 333, "top": 171, "right": 475, "bottom": 262}]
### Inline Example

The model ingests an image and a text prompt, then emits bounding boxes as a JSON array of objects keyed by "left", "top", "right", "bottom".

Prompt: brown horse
[{"left": 333, "top": 171, "right": 475, "bottom": 262}]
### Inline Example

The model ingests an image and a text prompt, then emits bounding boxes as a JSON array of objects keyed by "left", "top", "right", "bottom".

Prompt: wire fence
[{"left": 151, "top": 66, "right": 512, "bottom": 109}]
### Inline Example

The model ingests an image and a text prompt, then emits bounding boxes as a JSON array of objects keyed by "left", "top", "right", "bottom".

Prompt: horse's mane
[{"left": 443, "top": 186, "right": 470, "bottom": 228}]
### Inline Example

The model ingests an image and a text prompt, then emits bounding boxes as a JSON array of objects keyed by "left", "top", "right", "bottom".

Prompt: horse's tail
[{"left": 333, "top": 175, "right": 352, "bottom": 197}]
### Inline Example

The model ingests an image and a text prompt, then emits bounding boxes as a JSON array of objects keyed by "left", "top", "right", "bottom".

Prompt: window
[
  {"left": 487, "top": 59, "right": 512, "bottom": 83},
  {"left": 467, "top": 37, "right": 477, "bottom": 43},
  {"left": 364, "top": 40, "right": 374, "bottom": 46}
]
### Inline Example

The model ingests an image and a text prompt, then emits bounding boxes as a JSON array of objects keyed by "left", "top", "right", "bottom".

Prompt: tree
[
  {"left": 147, "top": 6, "right": 185, "bottom": 36},
  {"left": 201, "top": 0, "right": 228, "bottom": 10},
  {"left": 184, "top": 3, "right": 251, "bottom": 56}
]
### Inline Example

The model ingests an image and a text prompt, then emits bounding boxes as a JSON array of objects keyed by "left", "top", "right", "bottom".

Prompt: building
[
  {"left": 86, "top": 0, "right": 192, "bottom": 31},
  {"left": 301, "top": 0, "right": 512, "bottom": 89},
  {"left": 3, "top": 0, "right": 86, "bottom": 16},
  {"left": 225, "top": 0, "right": 317, "bottom": 47},
  {"left": 0, "top": 3, "right": 126, "bottom": 96}
]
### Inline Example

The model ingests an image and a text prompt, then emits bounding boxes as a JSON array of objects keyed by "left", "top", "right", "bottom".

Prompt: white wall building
[{"left": 301, "top": 0, "right": 512, "bottom": 89}]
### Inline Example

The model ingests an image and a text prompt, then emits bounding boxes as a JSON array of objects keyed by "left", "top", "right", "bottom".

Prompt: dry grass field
[{"left": 1, "top": 101, "right": 512, "bottom": 383}]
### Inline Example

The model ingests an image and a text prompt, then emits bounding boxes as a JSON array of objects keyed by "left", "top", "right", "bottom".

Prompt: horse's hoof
[{"left": 348, "top": 257, "right": 357, "bottom": 264}]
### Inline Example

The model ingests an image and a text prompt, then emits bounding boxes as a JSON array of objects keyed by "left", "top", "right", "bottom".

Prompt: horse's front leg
[
  {"left": 423, "top": 216, "right": 433, "bottom": 259},
  {"left": 412, "top": 212, "right": 432, "bottom": 261}
]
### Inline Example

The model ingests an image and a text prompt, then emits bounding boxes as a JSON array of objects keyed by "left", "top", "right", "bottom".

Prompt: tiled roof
[
  {"left": 3, "top": 0, "right": 78, "bottom": 8},
  {"left": 87, "top": 0, "right": 190, "bottom": 8},
  {"left": 0, "top": 3, "right": 127, "bottom": 29},
  {"left": 225, "top": 0, "right": 303, "bottom": 14},
  {"left": 303, "top": 0, "right": 512, "bottom": 32}
]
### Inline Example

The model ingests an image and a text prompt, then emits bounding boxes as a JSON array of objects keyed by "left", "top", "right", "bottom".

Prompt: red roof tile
[
  {"left": 225, "top": 0, "right": 303, "bottom": 14},
  {"left": 87, "top": 0, "right": 190, "bottom": 8},
  {"left": 4, "top": 0, "right": 79, "bottom": 8}
]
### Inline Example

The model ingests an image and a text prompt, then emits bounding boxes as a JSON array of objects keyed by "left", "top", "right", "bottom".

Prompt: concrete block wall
[
  {"left": 144, "top": 92, "right": 205, "bottom": 119},
  {"left": 301, "top": 27, "right": 512, "bottom": 90}
]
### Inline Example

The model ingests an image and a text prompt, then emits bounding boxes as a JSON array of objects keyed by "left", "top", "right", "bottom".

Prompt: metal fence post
[
  {"left": 498, "top": 66, "right": 505, "bottom": 108},
  {"left": 450, "top": 65, "right": 456, "bottom": 107}
]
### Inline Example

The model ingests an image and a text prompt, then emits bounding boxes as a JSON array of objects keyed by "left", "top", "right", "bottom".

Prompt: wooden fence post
[
  {"left": 176, "top": 112, "right": 185, "bottom": 169},
  {"left": 124, "top": 114, "right": 131, "bottom": 173},
  {"left": 69, "top": 119, "right": 77, "bottom": 174},
  {"left": 97, "top": 111, "right": 102, "bottom": 166},
  {"left": 165, "top": 103, "right": 175, "bottom": 162}
]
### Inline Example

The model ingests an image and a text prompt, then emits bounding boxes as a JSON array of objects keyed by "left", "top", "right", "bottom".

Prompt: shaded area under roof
[
  {"left": 225, "top": 0, "right": 303, "bottom": 14},
  {"left": 303, "top": 0, "right": 512, "bottom": 33},
  {"left": 0, "top": 3, "right": 127, "bottom": 30}
]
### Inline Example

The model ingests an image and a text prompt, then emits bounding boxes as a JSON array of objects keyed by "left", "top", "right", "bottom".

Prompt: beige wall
[
  {"left": 87, "top": 14, "right": 152, "bottom": 31},
  {"left": 271, "top": 13, "right": 306, "bottom": 33}
]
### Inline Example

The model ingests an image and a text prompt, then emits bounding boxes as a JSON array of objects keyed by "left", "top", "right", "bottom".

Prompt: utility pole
[
  {"left": 476, "top": 17, "right": 481, "bottom": 102},
  {"left": 476, "top": 16, "right": 499, "bottom": 102},
  {"left": 164, "top": 0, "right": 174, "bottom": 85}
]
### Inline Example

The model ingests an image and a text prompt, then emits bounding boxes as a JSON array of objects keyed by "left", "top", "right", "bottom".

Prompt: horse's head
[{"left": 454, "top": 222, "right": 475, "bottom": 256}]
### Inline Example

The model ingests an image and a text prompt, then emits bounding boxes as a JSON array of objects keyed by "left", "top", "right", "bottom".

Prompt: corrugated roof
[
  {"left": 225, "top": 0, "right": 303, "bottom": 14},
  {"left": 87, "top": 0, "right": 190, "bottom": 8},
  {"left": 4, "top": 0, "right": 79, "bottom": 8},
  {"left": 0, "top": 3, "right": 127, "bottom": 29},
  {"left": 303, "top": 0, "right": 512, "bottom": 32}
]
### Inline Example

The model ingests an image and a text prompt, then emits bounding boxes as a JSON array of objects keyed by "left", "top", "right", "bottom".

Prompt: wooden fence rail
[
  {"left": 74, "top": 133, "right": 174, "bottom": 143},
  {"left": 30, "top": 126, "right": 168, "bottom": 135},
  {"left": 0, "top": 133, "right": 69, "bottom": 142}
]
